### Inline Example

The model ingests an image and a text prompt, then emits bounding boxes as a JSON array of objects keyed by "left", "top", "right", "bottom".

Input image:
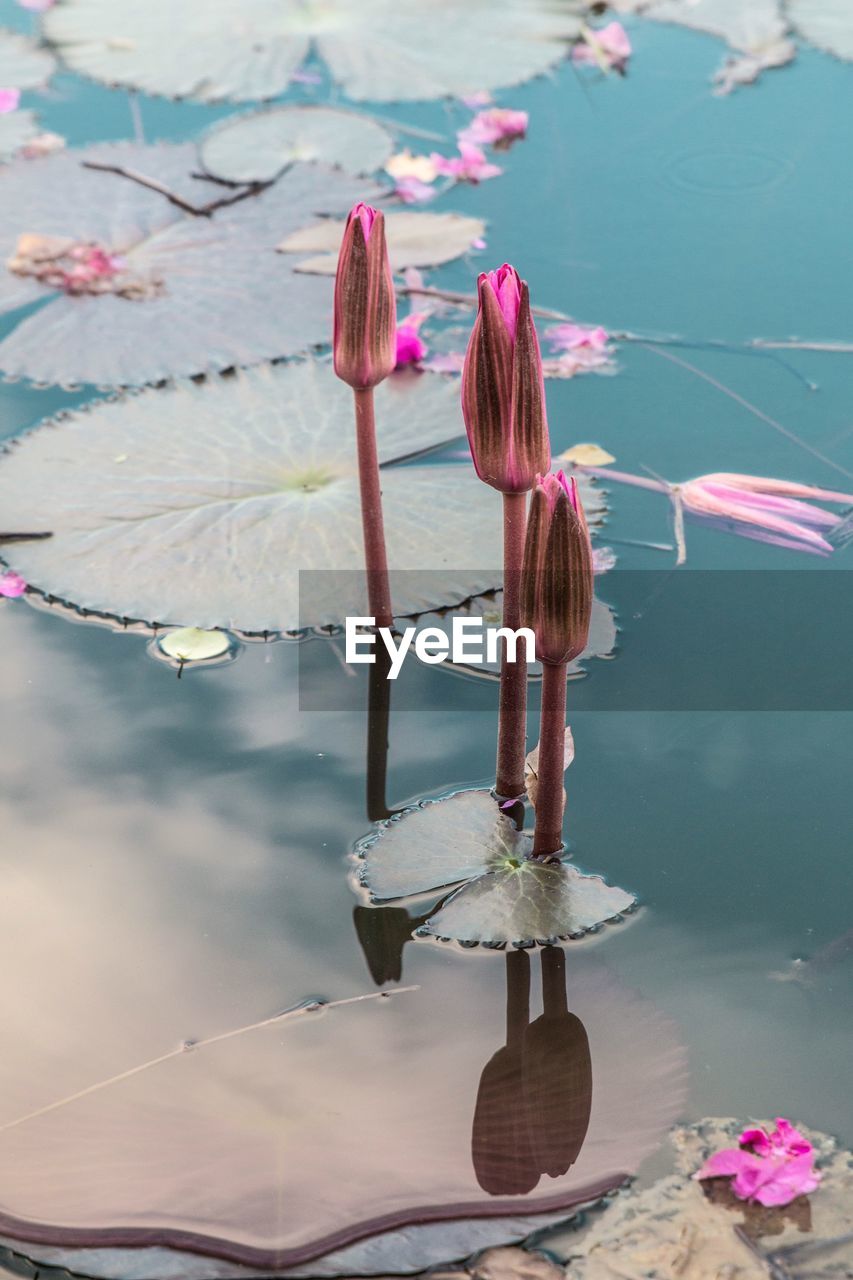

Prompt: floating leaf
[
  {"left": 525, "top": 730, "right": 575, "bottom": 810},
  {"left": 0, "top": 143, "right": 383, "bottom": 386},
  {"left": 0, "top": 29, "right": 55, "bottom": 88},
  {"left": 358, "top": 790, "right": 635, "bottom": 945},
  {"left": 0, "top": 109, "right": 38, "bottom": 163},
  {"left": 278, "top": 210, "right": 486, "bottom": 274},
  {"left": 43, "top": 0, "right": 585, "bottom": 103},
  {"left": 200, "top": 106, "right": 395, "bottom": 184},
  {"left": 558, "top": 443, "right": 616, "bottom": 467},
  {"left": 157, "top": 627, "right": 232, "bottom": 662},
  {"left": 788, "top": 0, "right": 853, "bottom": 59},
  {"left": 0, "top": 362, "right": 509, "bottom": 632}
]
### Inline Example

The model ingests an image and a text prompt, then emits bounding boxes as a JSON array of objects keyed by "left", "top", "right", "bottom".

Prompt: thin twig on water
[{"left": 81, "top": 161, "right": 271, "bottom": 218}]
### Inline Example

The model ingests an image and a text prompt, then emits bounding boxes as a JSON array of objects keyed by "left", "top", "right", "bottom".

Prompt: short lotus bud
[
  {"left": 333, "top": 203, "right": 396, "bottom": 390},
  {"left": 521, "top": 471, "right": 593, "bottom": 666},
  {"left": 461, "top": 264, "right": 550, "bottom": 494}
]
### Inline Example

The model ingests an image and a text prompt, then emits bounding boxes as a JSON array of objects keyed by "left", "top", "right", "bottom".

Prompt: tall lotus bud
[
  {"left": 461, "top": 263, "right": 550, "bottom": 493},
  {"left": 521, "top": 471, "right": 593, "bottom": 666},
  {"left": 333, "top": 203, "right": 396, "bottom": 390}
]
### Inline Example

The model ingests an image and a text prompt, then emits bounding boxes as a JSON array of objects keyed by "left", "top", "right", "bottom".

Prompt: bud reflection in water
[{"left": 472, "top": 947, "right": 592, "bottom": 1196}]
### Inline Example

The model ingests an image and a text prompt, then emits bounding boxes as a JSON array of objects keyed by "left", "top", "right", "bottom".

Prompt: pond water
[{"left": 1, "top": 2, "right": 852, "bottom": 1275}]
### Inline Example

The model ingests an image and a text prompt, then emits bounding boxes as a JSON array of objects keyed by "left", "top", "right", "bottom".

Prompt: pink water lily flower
[
  {"left": 0, "top": 88, "right": 21, "bottom": 115},
  {"left": 459, "top": 108, "right": 528, "bottom": 148},
  {"left": 695, "top": 1118, "right": 821, "bottom": 1207},
  {"left": 431, "top": 142, "right": 502, "bottom": 183},
  {"left": 395, "top": 313, "right": 428, "bottom": 367},
  {"left": 572, "top": 22, "right": 632, "bottom": 72},
  {"left": 0, "top": 571, "right": 27, "bottom": 598},
  {"left": 679, "top": 473, "right": 853, "bottom": 556}
]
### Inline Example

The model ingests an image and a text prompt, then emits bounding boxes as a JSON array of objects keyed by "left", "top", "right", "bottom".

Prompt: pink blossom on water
[
  {"left": 680, "top": 473, "right": 853, "bottom": 556},
  {"left": 395, "top": 313, "right": 428, "bottom": 367},
  {"left": 0, "top": 571, "right": 27, "bottom": 598},
  {"left": 0, "top": 88, "right": 21, "bottom": 115},
  {"left": 459, "top": 90, "right": 492, "bottom": 110},
  {"left": 572, "top": 22, "right": 632, "bottom": 72},
  {"left": 695, "top": 1119, "right": 822, "bottom": 1207},
  {"left": 459, "top": 107, "right": 528, "bottom": 148},
  {"left": 430, "top": 142, "right": 502, "bottom": 184},
  {"left": 545, "top": 323, "right": 613, "bottom": 373},
  {"left": 394, "top": 176, "right": 436, "bottom": 204},
  {"left": 17, "top": 0, "right": 55, "bottom": 9},
  {"left": 18, "top": 130, "right": 65, "bottom": 159},
  {"left": 423, "top": 350, "right": 465, "bottom": 374}
]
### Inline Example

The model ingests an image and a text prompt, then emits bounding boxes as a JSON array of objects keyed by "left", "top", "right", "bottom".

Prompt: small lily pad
[
  {"left": 357, "top": 790, "right": 636, "bottom": 946},
  {"left": 43, "top": 0, "right": 585, "bottom": 103},
  {"left": 0, "top": 30, "right": 56, "bottom": 88},
  {"left": 279, "top": 211, "right": 486, "bottom": 274},
  {"left": 200, "top": 106, "right": 394, "bottom": 184},
  {"left": 156, "top": 627, "right": 234, "bottom": 665},
  {"left": 0, "top": 361, "right": 508, "bottom": 632}
]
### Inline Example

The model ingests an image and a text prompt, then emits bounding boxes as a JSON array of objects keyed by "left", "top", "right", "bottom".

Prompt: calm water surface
[{"left": 1, "top": 2, "right": 852, "bottom": 1271}]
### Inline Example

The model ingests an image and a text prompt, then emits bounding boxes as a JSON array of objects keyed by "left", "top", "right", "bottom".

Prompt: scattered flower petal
[
  {"left": 0, "top": 570, "right": 27, "bottom": 598},
  {"left": 17, "top": 0, "right": 55, "bottom": 9},
  {"left": 385, "top": 149, "right": 438, "bottom": 183},
  {"left": 572, "top": 22, "right": 632, "bottom": 72},
  {"left": 459, "top": 107, "right": 528, "bottom": 148},
  {"left": 394, "top": 175, "right": 437, "bottom": 204},
  {"left": 17, "top": 130, "right": 65, "bottom": 159},
  {"left": 7, "top": 233, "right": 150, "bottom": 298},
  {"left": 694, "top": 1118, "right": 822, "bottom": 1208},
  {"left": 423, "top": 350, "right": 466, "bottom": 374},
  {"left": 459, "top": 90, "right": 492, "bottom": 109},
  {"left": 289, "top": 67, "right": 322, "bottom": 85},
  {"left": 395, "top": 313, "right": 428, "bottom": 367},
  {"left": 430, "top": 142, "right": 502, "bottom": 183},
  {"left": 0, "top": 88, "right": 21, "bottom": 115},
  {"left": 680, "top": 473, "right": 853, "bottom": 557},
  {"left": 471, "top": 236, "right": 487, "bottom": 250}
]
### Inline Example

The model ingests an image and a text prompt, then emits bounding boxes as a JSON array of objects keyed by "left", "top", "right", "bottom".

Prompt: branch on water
[
  {"left": 0, "top": 531, "right": 52, "bottom": 543},
  {"left": 81, "top": 161, "right": 271, "bottom": 218}
]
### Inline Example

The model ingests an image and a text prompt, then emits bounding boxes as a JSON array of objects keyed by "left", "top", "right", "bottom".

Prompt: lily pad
[
  {"left": 357, "top": 790, "right": 636, "bottom": 945},
  {"left": 0, "top": 29, "right": 55, "bottom": 88},
  {"left": 788, "top": 0, "right": 853, "bottom": 60},
  {"left": 279, "top": 211, "right": 487, "bottom": 274},
  {"left": 0, "top": 143, "right": 382, "bottom": 386},
  {"left": 43, "top": 0, "right": 585, "bottom": 104},
  {"left": 0, "top": 110, "right": 38, "bottom": 163},
  {"left": 200, "top": 106, "right": 395, "bottom": 184},
  {"left": 0, "top": 361, "right": 509, "bottom": 632}
]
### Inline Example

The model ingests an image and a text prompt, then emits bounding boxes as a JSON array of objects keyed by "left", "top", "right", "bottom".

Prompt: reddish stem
[
  {"left": 353, "top": 386, "right": 393, "bottom": 630},
  {"left": 495, "top": 491, "right": 528, "bottom": 800},
  {"left": 532, "top": 660, "right": 567, "bottom": 858}
]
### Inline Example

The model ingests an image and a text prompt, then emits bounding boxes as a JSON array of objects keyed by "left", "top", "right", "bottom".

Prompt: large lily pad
[
  {"left": 200, "top": 106, "right": 394, "bottom": 184},
  {"left": 279, "top": 210, "right": 487, "bottom": 275},
  {"left": 357, "top": 790, "right": 636, "bottom": 946},
  {"left": 788, "top": 0, "right": 853, "bottom": 59},
  {"left": 0, "top": 143, "right": 382, "bottom": 386},
  {"left": 43, "top": 0, "right": 585, "bottom": 104},
  {"left": 0, "top": 111, "right": 38, "bottom": 163},
  {"left": 0, "top": 29, "right": 55, "bottom": 88},
  {"left": 0, "top": 362, "right": 509, "bottom": 631}
]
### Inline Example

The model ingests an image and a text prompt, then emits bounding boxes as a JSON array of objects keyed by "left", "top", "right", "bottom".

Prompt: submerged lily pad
[
  {"left": 788, "top": 0, "right": 853, "bottom": 59},
  {"left": 0, "top": 142, "right": 383, "bottom": 386},
  {"left": 279, "top": 211, "right": 487, "bottom": 275},
  {"left": 43, "top": 0, "right": 585, "bottom": 103},
  {"left": 357, "top": 790, "right": 635, "bottom": 945},
  {"left": 201, "top": 106, "right": 395, "bottom": 184},
  {"left": 0, "top": 361, "right": 508, "bottom": 632},
  {"left": 0, "top": 30, "right": 56, "bottom": 88}
]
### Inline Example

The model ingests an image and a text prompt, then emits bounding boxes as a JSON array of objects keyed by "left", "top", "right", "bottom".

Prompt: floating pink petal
[
  {"left": 18, "top": 130, "right": 65, "bottom": 159},
  {"left": 423, "top": 351, "right": 465, "bottom": 374},
  {"left": 459, "top": 108, "right": 528, "bottom": 148},
  {"left": 0, "top": 571, "right": 27, "bottom": 598},
  {"left": 430, "top": 142, "right": 502, "bottom": 183},
  {"left": 695, "top": 1118, "right": 822, "bottom": 1207},
  {"left": 544, "top": 324, "right": 613, "bottom": 374},
  {"left": 289, "top": 68, "right": 322, "bottom": 85},
  {"left": 394, "top": 176, "right": 436, "bottom": 205},
  {"left": 680, "top": 474, "right": 853, "bottom": 556},
  {"left": 17, "top": 0, "right": 55, "bottom": 8},
  {"left": 572, "top": 22, "right": 632, "bottom": 71},
  {"left": 395, "top": 314, "right": 428, "bottom": 367},
  {"left": 460, "top": 90, "right": 492, "bottom": 109},
  {"left": 0, "top": 88, "right": 21, "bottom": 115}
]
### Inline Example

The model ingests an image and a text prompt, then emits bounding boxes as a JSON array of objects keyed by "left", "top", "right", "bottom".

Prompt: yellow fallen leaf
[
  {"left": 558, "top": 443, "right": 616, "bottom": 467},
  {"left": 385, "top": 149, "right": 438, "bottom": 183}
]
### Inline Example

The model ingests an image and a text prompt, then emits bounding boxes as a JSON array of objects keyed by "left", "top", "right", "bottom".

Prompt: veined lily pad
[
  {"left": 357, "top": 790, "right": 636, "bottom": 946},
  {"left": 43, "top": 0, "right": 585, "bottom": 104},
  {"left": 279, "top": 211, "right": 486, "bottom": 274},
  {"left": 788, "top": 0, "right": 853, "bottom": 59},
  {"left": 0, "top": 143, "right": 382, "bottom": 386},
  {"left": 201, "top": 106, "right": 394, "bottom": 184},
  {"left": 0, "top": 361, "right": 507, "bottom": 632},
  {"left": 0, "top": 29, "right": 56, "bottom": 88}
]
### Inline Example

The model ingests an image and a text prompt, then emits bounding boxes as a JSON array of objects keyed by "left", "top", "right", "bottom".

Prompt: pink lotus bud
[
  {"left": 521, "top": 471, "right": 593, "bottom": 665},
  {"left": 461, "top": 264, "right": 550, "bottom": 494},
  {"left": 333, "top": 202, "right": 396, "bottom": 391}
]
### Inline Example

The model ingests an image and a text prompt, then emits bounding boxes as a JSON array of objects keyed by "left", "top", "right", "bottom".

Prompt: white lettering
[
  {"left": 346, "top": 617, "right": 376, "bottom": 663},
  {"left": 485, "top": 626, "right": 536, "bottom": 665},
  {"left": 452, "top": 617, "right": 484, "bottom": 663},
  {"left": 380, "top": 626, "right": 415, "bottom": 680},
  {"left": 414, "top": 626, "right": 450, "bottom": 665}
]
